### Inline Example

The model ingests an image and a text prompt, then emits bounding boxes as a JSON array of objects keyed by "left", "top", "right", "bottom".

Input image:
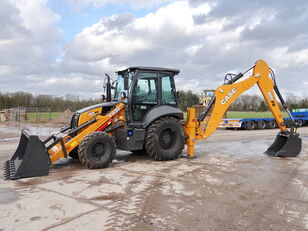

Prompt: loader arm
[
  {"left": 185, "top": 60, "right": 301, "bottom": 157},
  {"left": 4, "top": 103, "right": 126, "bottom": 180},
  {"left": 48, "top": 102, "right": 126, "bottom": 163}
]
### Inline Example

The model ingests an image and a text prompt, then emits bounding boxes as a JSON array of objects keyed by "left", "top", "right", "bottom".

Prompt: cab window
[
  {"left": 133, "top": 73, "right": 158, "bottom": 104},
  {"left": 161, "top": 75, "right": 177, "bottom": 105},
  {"left": 132, "top": 72, "right": 158, "bottom": 121}
]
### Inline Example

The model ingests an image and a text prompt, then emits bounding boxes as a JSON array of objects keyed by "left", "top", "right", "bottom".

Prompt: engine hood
[{"left": 76, "top": 101, "right": 119, "bottom": 114}]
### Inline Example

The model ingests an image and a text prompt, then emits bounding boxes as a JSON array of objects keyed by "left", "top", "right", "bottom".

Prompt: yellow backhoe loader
[
  {"left": 200, "top": 89, "right": 215, "bottom": 107},
  {"left": 4, "top": 60, "right": 302, "bottom": 180}
]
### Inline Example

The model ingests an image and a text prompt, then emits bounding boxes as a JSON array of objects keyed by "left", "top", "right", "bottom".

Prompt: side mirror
[
  {"left": 111, "top": 80, "right": 117, "bottom": 89},
  {"left": 103, "top": 77, "right": 107, "bottom": 91},
  {"left": 104, "top": 73, "right": 112, "bottom": 102}
]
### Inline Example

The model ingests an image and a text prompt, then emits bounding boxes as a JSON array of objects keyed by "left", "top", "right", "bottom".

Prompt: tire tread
[
  {"left": 78, "top": 131, "right": 116, "bottom": 169},
  {"left": 145, "top": 116, "right": 184, "bottom": 161}
]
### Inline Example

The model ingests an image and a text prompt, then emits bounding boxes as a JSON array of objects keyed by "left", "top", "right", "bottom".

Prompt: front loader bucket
[
  {"left": 4, "top": 129, "right": 50, "bottom": 180},
  {"left": 265, "top": 132, "right": 302, "bottom": 157}
]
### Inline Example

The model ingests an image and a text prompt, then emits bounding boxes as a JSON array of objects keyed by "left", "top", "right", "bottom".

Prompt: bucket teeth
[{"left": 3, "top": 160, "right": 17, "bottom": 180}]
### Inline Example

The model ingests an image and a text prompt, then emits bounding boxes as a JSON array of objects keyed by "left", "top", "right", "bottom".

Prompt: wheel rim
[
  {"left": 298, "top": 120, "right": 303, "bottom": 127},
  {"left": 159, "top": 128, "right": 175, "bottom": 149},
  {"left": 91, "top": 143, "right": 105, "bottom": 159},
  {"left": 259, "top": 121, "right": 265, "bottom": 129},
  {"left": 248, "top": 122, "right": 254, "bottom": 129}
]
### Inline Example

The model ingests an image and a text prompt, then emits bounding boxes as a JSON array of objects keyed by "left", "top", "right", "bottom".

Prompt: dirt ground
[{"left": 0, "top": 123, "right": 307, "bottom": 231}]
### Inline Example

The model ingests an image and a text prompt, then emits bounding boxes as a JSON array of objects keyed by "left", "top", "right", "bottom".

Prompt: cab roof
[{"left": 116, "top": 66, "right": 180, "bottom": 75}]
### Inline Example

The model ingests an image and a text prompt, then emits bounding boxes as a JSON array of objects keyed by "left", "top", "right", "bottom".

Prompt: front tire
[
  {"left": 78, "top": 132, "right": 116, "bottom": 169},
  {"left": 145, "top": 116, "right": 184, "bottom": 161}
]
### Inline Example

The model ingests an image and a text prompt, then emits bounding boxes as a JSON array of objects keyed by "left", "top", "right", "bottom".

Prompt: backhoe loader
[{"left": 4, "top": 60, "right": 302, "bottom": 180}]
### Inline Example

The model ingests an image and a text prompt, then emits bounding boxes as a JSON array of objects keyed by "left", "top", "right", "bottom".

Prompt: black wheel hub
[
  {"left": 159, "top": 128, "right": 175, "bottom": 149},
  {"left": 91, "top": 143, "right": 105, "bottom": 159}
]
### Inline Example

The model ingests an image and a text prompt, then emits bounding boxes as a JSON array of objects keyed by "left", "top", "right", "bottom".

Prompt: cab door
[
  {"left": 160, "top": 73, "right": 178, "bottom": 106},
  {"left": 132, "top": 72, "right": 159, "bottom": 121}
]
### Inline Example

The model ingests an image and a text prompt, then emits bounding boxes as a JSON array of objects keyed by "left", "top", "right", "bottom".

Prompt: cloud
[
  {"left": 1, "top": 0, "right": 308, "bottom": 98},
  {"left": 62, "top": 0, "right": 308, "bottom": 96},
  {"left": 66, "top": 0, "right": 175, "bottom": 11},
  {"left": 0, "top": 0, "right": 61, "bottom": 86}
]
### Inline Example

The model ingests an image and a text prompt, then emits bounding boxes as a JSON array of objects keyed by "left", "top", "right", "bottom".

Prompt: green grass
[
  {"left": 226, "top": 111, "right": 288, "bottom": 119},
  {"left": 26, "top": 112, "right": 60, "bottom": 121}
]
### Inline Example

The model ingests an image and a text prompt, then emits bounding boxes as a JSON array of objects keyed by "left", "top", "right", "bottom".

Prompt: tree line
[
  {"left": 228, "top": 93, "right": 308, "bottom": 111},
  {"left": 0, "top": 92, "right": 100, "bottom": 112},
  {"left": 0, "top": 91, "right": 307, "bottom": 112},
  {"left": 0, "top": 90, "right": 201, "bottom": 112},
  {"left": 177, "top": 90, "right": 200, "bottom": 111},
  {"left": 178, "top": 91, "right": 308, "bottom": 112}
]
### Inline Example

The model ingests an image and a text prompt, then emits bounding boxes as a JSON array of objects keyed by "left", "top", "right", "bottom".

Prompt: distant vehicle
[
  {"left": 219, "top": 108, "right": 308, "bottom": 130},
  {"left": 200, "top": 89, "right": 215, "bottom": 107}
]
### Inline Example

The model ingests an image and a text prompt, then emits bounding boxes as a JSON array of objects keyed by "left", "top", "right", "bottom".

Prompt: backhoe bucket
[
  {"left": 4, "top": 130, "right": 50, "bottom": 180},
  {"left": 265, "top": 132, "right": 302, "bottom": 157}
]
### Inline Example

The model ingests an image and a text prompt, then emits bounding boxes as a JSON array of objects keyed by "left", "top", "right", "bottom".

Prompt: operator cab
[{"left": 112, "top": 66, "right": 182, "bottom": 127}]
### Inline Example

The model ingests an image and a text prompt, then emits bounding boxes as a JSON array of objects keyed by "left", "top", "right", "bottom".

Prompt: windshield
[
  {"left": 204, "top": 90, "right": 215, "bottom": 98},
  {"left": 114, "top": 74, "right": 125, "bottom": 100},
  {"left": 113, "top": 72, "right": 133, "bottom": 100}
]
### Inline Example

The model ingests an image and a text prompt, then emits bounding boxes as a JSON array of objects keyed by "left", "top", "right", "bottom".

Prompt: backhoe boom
[{"left": 184, "top": 60, "right": 301, "bottom": 158}]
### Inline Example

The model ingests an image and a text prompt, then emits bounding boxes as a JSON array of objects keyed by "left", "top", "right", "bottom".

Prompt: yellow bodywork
[
  {"left": 48, "top": 103, "right": 126, "bottom": 163},
  {"left": 47, "top": 60, "right": 288, "bottom": 161},
  {"left": 184, "top": 59, "right": 287, "bottom": 157}
]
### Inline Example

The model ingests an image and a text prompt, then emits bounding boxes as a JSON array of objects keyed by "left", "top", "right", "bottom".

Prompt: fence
[{"left": 0, "top": 107, "right": 60, "bottom": 123}]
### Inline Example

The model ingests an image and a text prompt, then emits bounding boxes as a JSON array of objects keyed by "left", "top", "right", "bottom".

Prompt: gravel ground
[{"left": 0, "top": 123, "right": 307, "bottom": 231}]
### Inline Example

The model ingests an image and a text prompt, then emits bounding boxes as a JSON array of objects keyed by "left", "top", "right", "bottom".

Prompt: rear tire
[
  {"left": 245, "top": 121, "right": 256, "bottom": 130},
  {"left": 145, "top": 116, "right": 184, "bottom": 161},
  {"left": 78, "top": 132, "right": 116, "bottom": 169},
  {"left": 257, "top": 120, "right": 266, "bottom": 129}
]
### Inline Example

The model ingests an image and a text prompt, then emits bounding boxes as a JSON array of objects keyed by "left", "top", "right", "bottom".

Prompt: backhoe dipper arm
[{"left": 185, "top": 60, "right": 301, "bottom": 157}]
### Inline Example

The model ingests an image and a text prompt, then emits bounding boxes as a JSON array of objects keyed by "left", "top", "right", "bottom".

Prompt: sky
[{"left": 0, "top": 0, "right": 308, "bottom": 99}]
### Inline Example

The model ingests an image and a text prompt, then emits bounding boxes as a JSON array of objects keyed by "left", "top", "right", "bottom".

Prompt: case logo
[{"left": 221, "top": 88, "right": 237, "bottom": 105}]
